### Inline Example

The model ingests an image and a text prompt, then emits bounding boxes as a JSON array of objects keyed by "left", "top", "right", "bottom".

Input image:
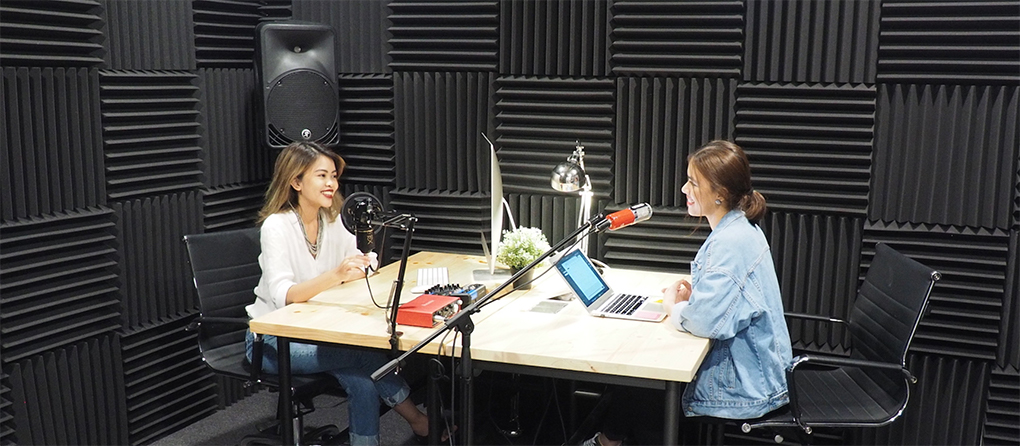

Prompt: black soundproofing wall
[{"left": 0, "top": 1, "right": 1017, "bottom": 445}]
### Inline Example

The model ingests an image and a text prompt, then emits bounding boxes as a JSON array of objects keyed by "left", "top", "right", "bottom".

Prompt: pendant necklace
[{"left": 295, "top": 209, "right": 323, "bottom": 258}]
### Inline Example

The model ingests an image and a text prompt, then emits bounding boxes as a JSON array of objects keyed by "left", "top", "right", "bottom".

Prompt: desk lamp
[{"left": 550, "top": 140, "right": 593, "bottom": 256}]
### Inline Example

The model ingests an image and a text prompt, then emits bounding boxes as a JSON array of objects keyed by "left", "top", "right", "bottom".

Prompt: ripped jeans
[{"left": 245, "top": 330, "right": 410, "bottom": 446}]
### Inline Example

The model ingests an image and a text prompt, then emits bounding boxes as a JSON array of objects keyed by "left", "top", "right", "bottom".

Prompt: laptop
[{"left": 552, "top": 248, "right": 667, "bottom": 322}]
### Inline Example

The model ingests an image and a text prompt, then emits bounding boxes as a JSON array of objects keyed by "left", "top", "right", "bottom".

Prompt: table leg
[
  {"left": 663, "top": 381, "right": 680, "bottom": 446},
  {"left": 279, "top": 337, "right": 294, "bottom": 445},
  {"left": 428, "top": 359, "right": 441, "bottom": 445}
]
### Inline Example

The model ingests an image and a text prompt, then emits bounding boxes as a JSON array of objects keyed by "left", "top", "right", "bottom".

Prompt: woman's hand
[
  {"left": 662, "top": 279, "right": 692, "bottom": 317},
  {"left": 334, "top": 254, "right": 372, "bottom": 285}
]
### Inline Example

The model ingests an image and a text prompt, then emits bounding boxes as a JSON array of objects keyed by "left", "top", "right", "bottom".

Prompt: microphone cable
[{"left": 364, "top": 225, "right": 390, "bottom": 309}]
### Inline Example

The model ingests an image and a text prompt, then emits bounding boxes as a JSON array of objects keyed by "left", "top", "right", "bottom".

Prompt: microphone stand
[
  {"left": 371, "top": 212, "right": 611, "bottom": 445},
  {"left": 373, "top": 213, "right": 418, "bottom": 359}
]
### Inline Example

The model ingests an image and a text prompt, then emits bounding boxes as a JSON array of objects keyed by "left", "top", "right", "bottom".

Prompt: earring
[{"left": 714, "top": 199, "right": 722, "bottom": 205}]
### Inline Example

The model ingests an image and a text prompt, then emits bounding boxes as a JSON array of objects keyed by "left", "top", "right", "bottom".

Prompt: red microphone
[{"left": 600, "top": 203, "right": 653, "bottom": 231}]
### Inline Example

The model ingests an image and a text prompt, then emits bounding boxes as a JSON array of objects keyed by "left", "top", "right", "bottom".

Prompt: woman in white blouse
[{"left": 245, "top": 141, "right": 437, "bottom": 445}]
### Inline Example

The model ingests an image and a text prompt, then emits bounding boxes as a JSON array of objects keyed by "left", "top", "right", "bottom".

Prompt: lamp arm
[{"left": 370, "top": 212, "right": 604, "bottom": 381}]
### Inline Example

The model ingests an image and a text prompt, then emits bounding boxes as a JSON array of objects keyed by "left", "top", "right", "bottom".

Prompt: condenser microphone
[
  {"left": 341, "top": 192, "right": 384, "bottom": 255},
  {"left": 352, "top": 199, "right": 376, "bottom": 254},
  {"left": 597, "top": 203, "right": 652, "bottom": 231}
]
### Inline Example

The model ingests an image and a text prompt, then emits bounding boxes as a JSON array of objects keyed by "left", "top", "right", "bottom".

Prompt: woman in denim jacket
[
  {"left": 583, "top": 141, "right": 793, "bottom": 446},
  {"left": 663, "top": 140, "right": 793, "bottom": 420}
]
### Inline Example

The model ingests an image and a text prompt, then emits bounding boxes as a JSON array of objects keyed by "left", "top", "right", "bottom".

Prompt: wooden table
[
  {"left": 462, "top": 264, "right": 710, "bottom": 444},
  {"left": 249, "top": 251, "right": 710, "bottom": 445}
]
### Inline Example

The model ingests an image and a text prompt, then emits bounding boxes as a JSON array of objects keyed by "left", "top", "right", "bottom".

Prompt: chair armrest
[
  {"left": 784, "top": 312, "right": 849, "bottom": 327},
  {"left": 789, "top": 354, "right": 915, "bottom": 382},
  {"left": 186, "top": 316, "right": 250, "bottom": 332}
]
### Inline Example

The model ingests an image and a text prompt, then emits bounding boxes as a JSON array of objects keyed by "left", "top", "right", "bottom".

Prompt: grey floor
[{"left": 151, "top": 389, "right": 424, "bottom": 446}]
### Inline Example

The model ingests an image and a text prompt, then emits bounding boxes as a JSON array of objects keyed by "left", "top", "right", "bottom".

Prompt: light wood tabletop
[
  {"left": 462, "top": 265, "right": 711, "bottom": 383},
  {"left": 250, "top": 251, "right": 710, "bottom": 381},
  {"left": 248, "top": 251, "right": 516, "bottom": 354}
]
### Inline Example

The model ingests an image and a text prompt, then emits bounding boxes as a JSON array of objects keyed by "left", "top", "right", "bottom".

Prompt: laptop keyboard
[{"left": 603, "top": 293, "right": 647, "bottom": 315}]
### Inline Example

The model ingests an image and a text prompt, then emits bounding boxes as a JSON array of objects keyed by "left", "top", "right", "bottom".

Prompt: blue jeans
[{"left": 245, "top": 330, "right": 410, "bottom": 446}]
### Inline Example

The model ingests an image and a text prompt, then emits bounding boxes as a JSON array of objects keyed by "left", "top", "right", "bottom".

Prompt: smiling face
[
  {"left": 681, "top": 164, "right": 727, "bottom": 227},
  {"left": 682, "top": 165, "right": 710, "bottom": 217},
  {"left": 291, "top": 154, "right": 338, "bottom": 211}
]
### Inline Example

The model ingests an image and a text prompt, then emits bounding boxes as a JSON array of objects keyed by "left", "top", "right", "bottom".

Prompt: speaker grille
[{"left": 265, "top": 70, "right": 338, "bottom": 147}]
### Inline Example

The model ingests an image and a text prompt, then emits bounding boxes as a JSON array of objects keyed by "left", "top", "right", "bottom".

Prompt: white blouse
[{"left": 247, "top": 211, "right": 361, "bottom": 319}]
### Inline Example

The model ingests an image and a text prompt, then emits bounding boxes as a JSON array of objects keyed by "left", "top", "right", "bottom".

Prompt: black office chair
[
  {"left": 738, "top": 242, "right": 941, "bottom": 443},
  {"left": 184, "top": 227, "right": 344, "bottom": 445}
]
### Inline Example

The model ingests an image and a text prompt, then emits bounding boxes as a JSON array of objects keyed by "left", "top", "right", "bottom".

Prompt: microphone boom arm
[{"left": 371, "top": 211, "right": 606, "bottom": 379}]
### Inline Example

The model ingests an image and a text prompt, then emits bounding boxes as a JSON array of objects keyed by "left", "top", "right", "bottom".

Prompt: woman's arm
[
  {"left": 283, "top": 255, "right": 370, "bottom": 304},
  {"left": 259, "top": 216, "right": 372, "bottom": 308},
  {"left": 673, "top": 243, "right": 761, "bottom": 339}
]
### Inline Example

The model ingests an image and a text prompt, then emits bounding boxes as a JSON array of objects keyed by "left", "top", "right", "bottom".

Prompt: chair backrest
[
  {"left": 848, "top": 242, "right": 940, "bottom": 366},
  {"left": 183, "top": 227, "right": 262, "bottom": 354}
]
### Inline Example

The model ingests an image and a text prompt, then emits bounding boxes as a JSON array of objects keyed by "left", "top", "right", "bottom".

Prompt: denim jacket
[{"left": 670, "top": 210, "right": 792, "bottom": 419}]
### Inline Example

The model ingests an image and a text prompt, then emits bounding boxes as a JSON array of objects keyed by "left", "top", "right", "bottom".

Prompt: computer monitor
[{"left": 475, "top": 133, "right": 514, "bottom": 281}]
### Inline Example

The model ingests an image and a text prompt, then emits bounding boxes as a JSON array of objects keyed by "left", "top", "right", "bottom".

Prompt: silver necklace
[{"left": 295, "top": 209, "right": 323, "bottom": 258}]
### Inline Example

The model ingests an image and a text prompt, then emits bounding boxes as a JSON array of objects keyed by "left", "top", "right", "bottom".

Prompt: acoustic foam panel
[
  {"left": 200, "top": 68, "right": 270, "bottom": 188},
  {"left": 389, "top": 188, "right": 488, "bottom": 256},
  {"left": 1, "top": 67, "right": 106, "bottom": 222},
  {"left": 744, "top": 0, "right": 879, "bottom": 84},
  {"left": 8, "top": 335, "right": 129, "bottom": 445},
  {"left": 764, "top": 212, "right": 864, "bottom": 354},
  {"left": 336, "top": 74, "right": 396, "bottom": 187},
  {"left": 0, "top": 208, "right": 121, "bottom": 363},
  {"left": 292, "top": 0, "right": 392, "bottom": 74},
  {"left": 193, "top": 0, "right": 291, "bottom": 69},
  {"left": 851, "top": 354, "right": 987, "bottom": 445},
  {"left": 0, "top": 0, "right": 105, "bottom": 67},
  {"left": 983, "top": 366, "right": 1020, "bottom": 445},
  {"left": 387, "top": 0, "right": 499, "bottom": 71},
  {"left": 99, "top": 70, "right": 204, "bottom": 201},
  {"left": 202, "top": 182, "right": 266, "bottom": 232},
  {"left": 864, "top": 221, "right": 1010, "bottom": 362},
  {"left": 493, "top": 76, "right": 616, "bottom": 197},
  {"left": 499, "top": 0, "right": 610, "bottom": 77},
  {"left": 609, "top": 0, "right": 744, "bottom": 77},
  {"left": 101, "top": 0, "right": 195, "bottom": 70},
  {"left": 120, "top": 315, "right": 218, "bottom": 445},
  {"left": 1003, "top": 231, "right": 1020, "bottom": 368},
  {"left": 0, "top": 367, "right": 13, "bottom": 444},
  {"left": 601, "top": 205, "right": 710, "bottom": 272},
  {"left": 615, "top": 77, "right": 736, "bottom": 208},
  {"left": 507, "top": 193, "right": 583, "bottom": 255},
  {"left": 878, "top": 0, "right": 1020, "bottom": 85},
  {"left": 872, "top": 84, "right": 1019, "bottom": 230},
  {"left": 113, "top": 192, "right": 202, "bottom": 330},
  {"left": 735, "top": 82, "right": 875, "bottom": 217},
  {"left": 393, "top": 71, "right": 492, "bottom": 192}
]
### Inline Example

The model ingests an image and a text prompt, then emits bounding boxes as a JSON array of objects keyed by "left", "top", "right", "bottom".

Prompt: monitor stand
[{"left": 472, "top": 267, "right": 513, "bottom": 283}]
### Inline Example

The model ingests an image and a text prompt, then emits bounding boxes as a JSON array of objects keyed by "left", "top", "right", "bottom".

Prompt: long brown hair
[
  {"left": 258, "top": 141, "right": 346, "bottom": 224},
  {"left": 688, "top": 140, "right": 766, "bottom": 223}
]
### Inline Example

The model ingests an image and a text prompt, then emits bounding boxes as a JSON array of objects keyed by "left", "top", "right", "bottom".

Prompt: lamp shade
[{"left": 551, "top": 161, "right": 585, "bottom": 192}]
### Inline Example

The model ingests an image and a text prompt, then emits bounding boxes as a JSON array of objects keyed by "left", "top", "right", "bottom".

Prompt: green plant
[{"left": 496, "top": 227, "right": 551, "bottom": 270}]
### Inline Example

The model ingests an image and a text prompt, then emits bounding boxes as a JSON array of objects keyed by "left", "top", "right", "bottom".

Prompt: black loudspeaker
[{"left": 255, "top": 20, "right": 339, "bottom": 149}]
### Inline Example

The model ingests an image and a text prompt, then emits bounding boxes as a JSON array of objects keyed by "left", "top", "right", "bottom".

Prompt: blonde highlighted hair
[{"left": 258, "top": 141, "right": 346, "bottom": 224}]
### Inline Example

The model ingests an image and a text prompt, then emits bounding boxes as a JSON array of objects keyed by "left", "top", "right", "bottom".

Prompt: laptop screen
[{"left": 554, "top": 249, "right": 610, "bottom": 306}]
